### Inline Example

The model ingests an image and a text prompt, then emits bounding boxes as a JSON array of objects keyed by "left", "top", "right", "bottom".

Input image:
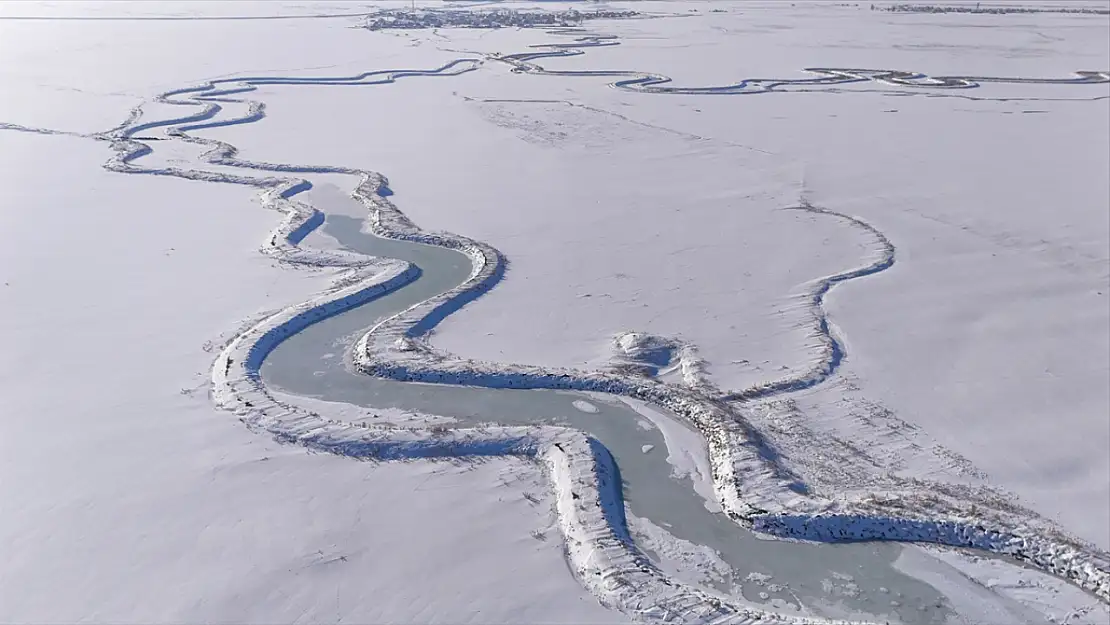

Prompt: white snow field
[
  {"left": 0, "top": 5, "right": 617, "bottom": 624},
  {"left": 2, "top": 1, "right": 1108, "bottom": 624}
]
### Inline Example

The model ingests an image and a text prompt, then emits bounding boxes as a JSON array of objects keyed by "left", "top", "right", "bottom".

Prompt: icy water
[{"left": 261, "top": 183, "right": 954, "bottom": 623}]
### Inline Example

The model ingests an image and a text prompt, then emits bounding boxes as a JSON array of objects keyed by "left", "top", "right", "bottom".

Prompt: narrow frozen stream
[{"left": 261, "top": 184, "right": 955, "bottom": 623}]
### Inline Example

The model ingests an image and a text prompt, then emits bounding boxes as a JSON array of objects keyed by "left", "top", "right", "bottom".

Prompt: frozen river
[{"left": 261, "top": 186, "right": 954, "bottom": 623}]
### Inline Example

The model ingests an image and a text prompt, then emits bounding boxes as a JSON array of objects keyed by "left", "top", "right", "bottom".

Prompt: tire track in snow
[{"left": 4, "top": 47, "right": 1108, "bottom": 620}]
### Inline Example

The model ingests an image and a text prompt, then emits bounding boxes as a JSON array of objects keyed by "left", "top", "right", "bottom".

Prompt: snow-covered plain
[
  {"left": 2, "top": 1, "right": 1108, "bottom": 623},
  {"left": 0, "top": 5, "right": 617, "bottom": 623}
]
